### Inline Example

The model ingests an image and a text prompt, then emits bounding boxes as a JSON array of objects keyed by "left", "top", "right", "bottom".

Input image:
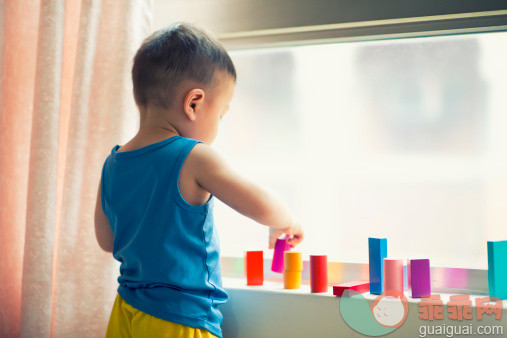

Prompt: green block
[{"left": 487, "top": 240, "right": 507, "bottom": 300}]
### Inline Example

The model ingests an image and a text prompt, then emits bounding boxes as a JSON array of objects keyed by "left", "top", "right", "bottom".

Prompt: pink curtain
[{"left": 0, "top": 0, "right": 153, "bottom": 336}]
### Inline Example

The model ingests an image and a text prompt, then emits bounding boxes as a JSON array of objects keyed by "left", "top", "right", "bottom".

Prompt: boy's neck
[
  {"left": 138, "top": 105, "right": 181, "bottom": 139},
  {"left": 136, "top": 125, "right": 180, "bottom": 142}
]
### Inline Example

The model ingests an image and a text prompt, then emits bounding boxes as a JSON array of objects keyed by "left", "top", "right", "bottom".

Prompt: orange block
[
  {"left": 284, "top": 251, "right": 302, "bottom": 289},
  {"left": 285, "top": 251, "right": 303, "bottom": 271}
]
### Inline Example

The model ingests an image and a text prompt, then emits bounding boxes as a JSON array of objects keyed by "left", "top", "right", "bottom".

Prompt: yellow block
[
  {"left": 284, "top": 251, "right": 303, "bottom": 271},
  {"left": 284, "top": 270, "right": 302, "bottom": 289}
]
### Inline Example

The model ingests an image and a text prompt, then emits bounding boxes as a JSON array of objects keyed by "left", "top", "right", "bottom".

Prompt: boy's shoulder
[
  {"left": 186, "top": 142, "right": 224, "bottom": 171},
  {"left": 180, "top": 141, "right": 232, "bottom": 188}
]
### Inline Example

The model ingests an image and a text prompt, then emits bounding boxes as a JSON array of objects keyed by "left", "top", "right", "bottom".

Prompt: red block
[
  {"left": 310, "top": 255, "right": 328, "bottom": 293},
  {"left": 333, "top": 280, "right": 370, "bottom": 297},
  {"left": 245, "top": 251, "right": 263, "bottom": 285}
]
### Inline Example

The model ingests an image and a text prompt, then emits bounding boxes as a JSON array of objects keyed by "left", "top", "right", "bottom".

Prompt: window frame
[{"left": 154, "top": 0, "right": 507, "bottom": 294}]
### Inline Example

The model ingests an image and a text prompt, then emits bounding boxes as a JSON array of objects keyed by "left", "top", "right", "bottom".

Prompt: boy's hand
[
  {"left": 268, "top": 220, "right": 304, "bottom": 249},
  {"left": 190, "top": 143, "right": 304, "bottom": 247}
]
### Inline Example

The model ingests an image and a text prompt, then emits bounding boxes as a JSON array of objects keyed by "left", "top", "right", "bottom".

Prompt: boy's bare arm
[
  {"left": 189, "top": 143, "right": 303, "bottom": 248},
  {"left": 94, "top": 178, "right": 114, "bottom": 253}
]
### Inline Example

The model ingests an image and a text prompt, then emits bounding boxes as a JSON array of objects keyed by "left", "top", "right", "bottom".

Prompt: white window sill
[
  {"left": 220, "top": 277, "right": 506, "bottom": 338},
  {"left": 222, "top": 277, "right": 504, "bottom": 307}
]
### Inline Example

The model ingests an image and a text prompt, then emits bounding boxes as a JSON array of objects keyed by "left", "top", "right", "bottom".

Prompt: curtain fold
[
  {"left": 21, "top": 0, "right": 65, "bottom": 336},
  {"left": 0, "top": 0, "right": 154, "bottom": 337}
]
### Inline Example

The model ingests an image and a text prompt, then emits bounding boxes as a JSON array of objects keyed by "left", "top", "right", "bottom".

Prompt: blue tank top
[{"left": 100, "top": 135, "right": 228, "bottom": 338}]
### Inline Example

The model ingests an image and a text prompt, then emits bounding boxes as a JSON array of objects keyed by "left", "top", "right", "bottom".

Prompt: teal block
[
  {"left": 487, "top": 240, "right": 507, "bottom": 300},
  {"left": 369, "top": 237, "right": 387, "bottom": 295}
]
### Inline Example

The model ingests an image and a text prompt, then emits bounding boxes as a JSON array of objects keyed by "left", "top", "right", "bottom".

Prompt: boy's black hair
[{"left": 131, "top": 22, "right": 237, "bottom": 110}]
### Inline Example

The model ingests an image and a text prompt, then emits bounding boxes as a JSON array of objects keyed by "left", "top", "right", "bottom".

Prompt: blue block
[
  {"left": 488, "top": 240, "right": 507, "bottom": 300},
  {"left": 369, "top": 237, "right": 387, "bottom": 295}
]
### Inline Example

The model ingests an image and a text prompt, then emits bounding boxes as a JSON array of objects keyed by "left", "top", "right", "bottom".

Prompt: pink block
[
  {"left": 271, "top": 236, "right": 291, "bottom": 273},
  {"left": 384, "top": 258, "right": 404, "bottom": 293}
]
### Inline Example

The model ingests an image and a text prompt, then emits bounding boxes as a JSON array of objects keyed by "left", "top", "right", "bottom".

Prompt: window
[{"left": 214, "top": 31, "right": 507, "bottom": 269}]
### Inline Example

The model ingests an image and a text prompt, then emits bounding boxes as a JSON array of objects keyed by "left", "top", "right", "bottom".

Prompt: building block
[
  {"left": 408, "top": 259, "right": 431, "bottom": 298},
  {"left": 245, "top": 251, "right": 263, "bottom": 285},
  {"left": 369, "top": 237, "right": 387, "bottom": 295},
  {"left": 333, "top": 280, "right": 370, "bottom": 297},
  {"left": 284, "top": 251, "right": 303, "bottom": 271},
  {"left": 487, "top": 240, "right": 507, "bottom": 300},
  {"left": 310, "top": 255, "right": 328, "bottom": 293},
  {"left": 284, "top": 251, "right": 302, "bottom": 289},
  {"left": 384, "top": 258, "right": 404, "bottom": 293},
  {"left": 272, "top": 236, "right": 291, "bottom": 273}
]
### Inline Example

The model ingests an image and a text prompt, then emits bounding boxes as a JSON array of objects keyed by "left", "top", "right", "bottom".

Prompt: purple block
[
  {"left": 271, "top": 236, "right": 291, "bottom": 273},
  {"left": 409, "top": 259, "right": 431, "bottom": 298}
]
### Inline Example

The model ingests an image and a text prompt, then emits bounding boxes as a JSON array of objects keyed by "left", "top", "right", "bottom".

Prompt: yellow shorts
[{"left": 106, "top": 293, "right": 219, "bottom": 338}]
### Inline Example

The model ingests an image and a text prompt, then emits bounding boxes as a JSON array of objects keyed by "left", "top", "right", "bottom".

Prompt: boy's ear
[{"left": 183, "top": 89, "right": 205, "bottom": 121}]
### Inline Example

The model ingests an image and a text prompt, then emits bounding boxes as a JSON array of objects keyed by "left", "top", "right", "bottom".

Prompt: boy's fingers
[
  {"left": 269, "top": 225, "right": 304, "bottom": 249},
  {"left": 287, "top": 234, "right": 303, "bottom": 246},
  {"left": 288, "top": 240, "right": 298, "bottom": 248}
]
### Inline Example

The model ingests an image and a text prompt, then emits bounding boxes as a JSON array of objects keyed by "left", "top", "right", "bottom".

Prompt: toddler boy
[{"left": 94, "top": 22, "right": 304, "bottom": 338}]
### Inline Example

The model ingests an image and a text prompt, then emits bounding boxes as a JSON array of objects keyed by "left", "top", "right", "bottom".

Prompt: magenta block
[
  {"left": 271, "top": 237, "right": 291, "bottom": 273},
  {"left": 409, "top": 259, "right": 431, "bottom": 298}
]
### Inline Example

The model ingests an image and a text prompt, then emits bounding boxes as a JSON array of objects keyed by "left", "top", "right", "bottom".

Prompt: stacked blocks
[
  {"left": 369, "top": 237, "right": 387, "bottom": 295},
  {"left": 284, "top": 251, "right": 303, "bottom": 289},
  {"left": 241, "top": 236, "right": 444, "bottom": 296}
]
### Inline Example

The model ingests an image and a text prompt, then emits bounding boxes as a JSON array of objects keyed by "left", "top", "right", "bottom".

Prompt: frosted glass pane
[{"left": 214, "top": 32, "right": 507, "bottom": 269}]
